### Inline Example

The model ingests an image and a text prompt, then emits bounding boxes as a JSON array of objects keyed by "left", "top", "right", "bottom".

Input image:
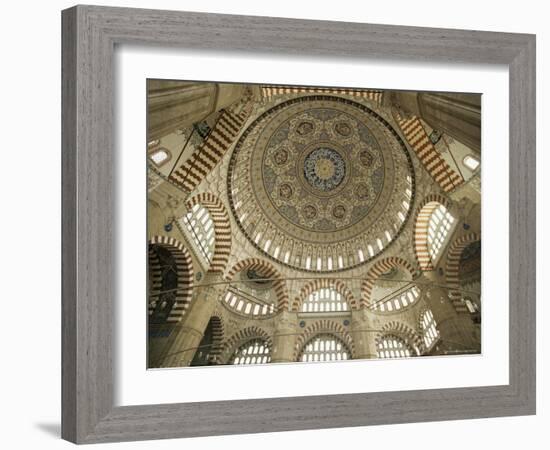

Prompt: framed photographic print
[{"left": 62, "top": 5, "right": 536, "bottom": 444}]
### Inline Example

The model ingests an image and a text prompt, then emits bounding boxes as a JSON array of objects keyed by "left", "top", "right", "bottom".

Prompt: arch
[
  {"left": 148, "top": 235, "right": 194, "bottom": 323},
  {"left": 169, "top": 103, "right": 253, "bottom": 192},
  {"left": 293, "top": 320, "right": 354, "bottom": 361},
  {"left": 445, "top": 232, "right": 481, "bottom": 313},
  {"left": 370, "top": 284, "right": 421, "bottom": 313},
  {"left": 225, "top": 258, "right": 289, "bottom": 311},
  {"left": 393, "top": 110, "right": 464, "bottom": 193},
  {"left": 413, "top": 194, "right": 451, "bottom": 271},
  {"left": 376, "top": 321, "right": 423, "bottom": 355},
  {"left": 360, "top": 257, "right": 419, "bottom": 308},
  {"left": 147, "top": 245, "right": 163, "bottom": 305},
  {"left": 206, "top": 315, "right": 225, "bottom": 364},
  {"left": 298, "top": 333, "right": 352, "bottom": 362},
  {"left": 185, "top": 192, "right": 232, "bottom": 273},
  {"left": 219, "top": 326, "right": 272, "bottom": 364},
  {"left": 291, "top": 279, "right": 358, "bottom": 311},
  {"left": 376, "top": 334, "right": 414, "bottom": 358}
]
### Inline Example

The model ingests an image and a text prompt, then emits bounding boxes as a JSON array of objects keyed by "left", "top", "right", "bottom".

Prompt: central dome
[{"left": 228, "top": 96, "right": 415, "bottom": 272}]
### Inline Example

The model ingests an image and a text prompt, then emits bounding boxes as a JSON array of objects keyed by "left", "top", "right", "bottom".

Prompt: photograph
[{"left": 146, "top": 81, "right": 482, "bottom": 368}]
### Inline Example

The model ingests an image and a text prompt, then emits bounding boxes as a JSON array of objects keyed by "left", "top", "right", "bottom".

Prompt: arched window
[
  {"left": 231, "top": 339, "right": 271, "bottom": 365},
  {"left": 371, "top": 285, "right": 420, "bottom": 312},
  {"left": 377, "top": 335, "right": 413, "bottom": 359},
  {"left": 463, "top": 154, "right": 480, "bottom": 171},
  {"left": 420, "top": 309, "right": 439, "bottom": 349},
  {"left": 302, "top": 288, "right": 349, "bottom": 313},
  {"left": 223, "top": 291, "right": 276, "bottom": 317},
  {"left": 149, "top": 147, "right": 171, "bottom": 166},
  {"left": 181, "top": 204, "right": 215, "bottom": 263},
  {"left": 427, "top": 204, "right": 455, "bottom": 262},
  {"left": 299, "top": 334, "right": 350, "bottom": 362}
]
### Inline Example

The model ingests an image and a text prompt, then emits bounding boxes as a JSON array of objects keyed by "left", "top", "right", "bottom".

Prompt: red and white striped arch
[
  {"left": 225, "top": 258, "right": 290, "bottom": 312},
  {"left": 186, "top": 192, "right": 232, "bottom": 274},
  {"left": 148, "top": 235, "right": 194, "bottom": 323},
  {"left": 413, "top": 194, "right": 452, "bottom": 271},
  {"left": 294, "top": 319, "right": 355, "bottom": 361},
  {"left": 360, "top": 257, "right": 419, "bottom": 308},
  {"left": 291, "top": 278, "right": 358, "bottom": 312},
  {"left": 445, "top": 232, "right": 481, "bottom": 314}
]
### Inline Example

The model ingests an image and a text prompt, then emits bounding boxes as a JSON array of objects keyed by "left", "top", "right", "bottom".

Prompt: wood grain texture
[{"left": 61, "top": 5, "right": 536, "bottom": 444}]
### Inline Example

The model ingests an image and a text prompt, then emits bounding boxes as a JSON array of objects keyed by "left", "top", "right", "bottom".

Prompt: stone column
[
  {"left": 351, "top": 309, "right": 379, "bottom": 359},
  {"left": 271, "top": 311, "right": 298, "bottom": 363},
  {"left": 419, "top": 274, "right": 480, "bottom": 355},
  {"left": 159, "top": 273, "right": 223, "bottom": 367},
  {"left": 147, "top": 80, "right": 246, "bottom": 141}
]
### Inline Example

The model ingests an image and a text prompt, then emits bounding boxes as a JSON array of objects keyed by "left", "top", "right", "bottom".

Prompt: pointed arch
[
  {"left": 291, "top": 279, "right": 358, "bottom": 311},
  {"left": 376, "top": 321, "right": 423, "bottom": 355},
  {"left": 445, "top": 232, "right": 481, "bottom": 313},
  {"left": 413, "top": 194, "right": 452, "bottom": 271},
  {"left": 205, "top": 315, "right": 225, "bottom": 364},
  {"left": 393, "top": 111, "right": 463, "bottom": 193},
  {"left": 169, "top": 104, "right": 253, "bottom": 192},
  {"left": 185, "top": 192, "right": 232, "bottom": 273},
  {"left": 225, "top": 258, "right": 289, "bottom": 311},
  {"left": 148, "top": 235, "right": 194, "bottom": 323},
  {"left": 293, "top": 319, "right": 354, "bottom": 361},
  {"left": 360, "top": 257, "right": 419, "bottom": 308},
  {"left": 219, "top": 326, "right": 272, "bottom": 364}
]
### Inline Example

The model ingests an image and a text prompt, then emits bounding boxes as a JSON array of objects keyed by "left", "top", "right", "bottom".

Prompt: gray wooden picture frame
[{"left": 61, "top": 5, "right": 536, "bottom": 444}]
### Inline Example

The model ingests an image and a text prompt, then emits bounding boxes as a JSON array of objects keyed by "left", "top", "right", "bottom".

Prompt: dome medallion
[
  {"left": 228, "top": 96, "right": 415, "bottom": 272},
  {"left": 303, "top": 147, "right": 346, "bottom": 192}
]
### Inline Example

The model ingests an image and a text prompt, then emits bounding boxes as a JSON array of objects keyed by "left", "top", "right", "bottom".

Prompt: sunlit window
[
  {"left": 427, "top": 204, "right": 455, "bottom": 262},
  {"left": 224, "top": 290, "right": 275, "bottom": 316},
  {"left": 180, "top": 204, "right": 214, "bottom": 263},
  {"left": 372, "top": 285, "right": 420, "bottom": 312},
  {"left": 231, "top": 339, "right": 271, "bottom": 365},
  {"left": 421, "top": 309, "right": 439, "bottom": 349},
  {"left": 300, "top": 334, "right": 350, "bottom": 362},
  {"left": 149, "top": 148, "right": 171, "bottom": 166},
  {"left": 463, "top": 154, "right": 480, "bottom": 171},
  {"left": 302, "top": 288, "right": 349, "bottom": 313},
  {"left": 377, "top": 335, "right": 413, "bottom": 358},
  {"left": 464, "top": 297, "right": 479, "bottom": 314}
]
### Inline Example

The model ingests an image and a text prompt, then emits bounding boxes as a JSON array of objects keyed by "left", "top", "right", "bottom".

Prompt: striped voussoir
[
  {"left": 376, "top": 321, "right": 424, "bottom": 355},
  {"left": 260, "top": 85, "right": 383, "bottom": 103},
  {"left": 413, "top": 194, "right": 451, "bottom": 271},
  {"left": 147, "top": 246, "right": 162, "bottom": 306},
  {"left": 291, "top": 278, "right": 358, "bottom": 312},
  {"left": 294, "top": 319, "right": 355, "bottom": 361},
  {"left": 169, "top": 106, "right": 251, "bottom": 192},
  {"left": 361, "top": 257, "right": 419, "bottom": 308},
  {"left": 219, "top": 326, "right": 272, "bottom": 364},
  {"left": 225, "top": 258, "right": 289, "bottom": 311},
  {"left": 445, "top": 232, "right": 481, "bottom": 314},
  {"left": 206, "top": 315, "right": 224, "bottom": 364},
  {"left": 148, "top": 235, "right": 194, "bottom": 323},
  {"left": 396, "top": 114, "right": 463, "bottom": 193},
  {"left": 186, "top": 192, "right": 232, "bottom": 273}
]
